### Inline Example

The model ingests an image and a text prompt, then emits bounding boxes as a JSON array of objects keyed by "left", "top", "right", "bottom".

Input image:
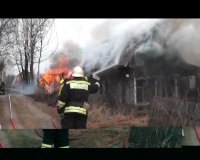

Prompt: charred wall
[
  {"left": 89, "top": 66, "right": 135, "bottom": 107},
  {"left": 90, "top": 52, "right": 200, "bottom": 107},
  {"left": 100, "top": 67, "right": 135, "bottom": 105}
]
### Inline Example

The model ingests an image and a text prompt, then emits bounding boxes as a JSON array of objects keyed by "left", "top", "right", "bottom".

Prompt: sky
[
  {"left": 39, "top": 19, "right": 107, "bottom": 73},
  {"left": 54, "top": 19, "right": 107, "bottom": 49}
]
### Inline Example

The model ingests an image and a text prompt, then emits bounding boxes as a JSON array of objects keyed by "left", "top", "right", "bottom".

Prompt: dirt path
[
  {"left": 0, "top": 95, "right": 13, "bottom": 129},
  {"left": 0, "top": 94, "right": 61, "bottom": 129}
]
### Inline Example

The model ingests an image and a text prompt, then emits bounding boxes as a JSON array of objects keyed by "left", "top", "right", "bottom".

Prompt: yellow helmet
[{"left": 72, "top": 66, "right": 84, "bottom": 77}]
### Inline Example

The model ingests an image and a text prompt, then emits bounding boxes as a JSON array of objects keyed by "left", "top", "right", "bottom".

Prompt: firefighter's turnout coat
[{"left": 57, "top": 76, "right": 100, "bottom": 128}]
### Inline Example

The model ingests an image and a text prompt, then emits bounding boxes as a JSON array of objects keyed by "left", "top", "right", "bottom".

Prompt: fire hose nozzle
[{"left": 92, "top": 74, "right": 100, "bottom": 81}]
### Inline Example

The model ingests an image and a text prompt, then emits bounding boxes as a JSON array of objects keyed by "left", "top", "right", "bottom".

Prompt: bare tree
[
  {"left": 14, "top": 19, "right": 54, "bottom": 84},
  {"left": 0, "top": 19, "right": 18, "bottom": 80}
]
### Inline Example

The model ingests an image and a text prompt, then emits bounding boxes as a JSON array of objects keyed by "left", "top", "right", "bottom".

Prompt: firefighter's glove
[
  {"left": 86, "top": 74, "right": 94, "bottom": 84},
  {"left": 83, "top": 102, "right": 90, "bottom": 110},
  {"left": 92, "top": 74, "right": 100, "bottom": 81},
  {"left": 57, "top": 106, "right": 64, "bottom": 114},
  {"left": 88, "top": 74, "right": 100, "bottom": 84}
]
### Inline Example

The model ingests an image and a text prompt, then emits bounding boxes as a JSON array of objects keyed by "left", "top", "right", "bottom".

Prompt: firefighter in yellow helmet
[{"left": 57, "top": 66, "right": 100, "bottom": 129}]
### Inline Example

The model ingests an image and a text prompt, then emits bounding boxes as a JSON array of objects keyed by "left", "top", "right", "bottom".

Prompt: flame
[{"left": 38, "top": 54, "right": 72, "bottom": 94}]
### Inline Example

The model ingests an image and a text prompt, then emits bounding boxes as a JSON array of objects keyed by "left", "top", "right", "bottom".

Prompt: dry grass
[
  {"left": 148, "top": 96, "right": 200, "bottom": 126},
  {"left": 69, "top": 127, "right": 130, "bottom": 148},
  {"left": 87, "top": 103, "right": 149, "bottom": 128},
  {"left": 88, "top": 104, "right": 111, "bottom": 123},
  {"left": 128, "top": 127, "right": 182, "bottom": 148}
]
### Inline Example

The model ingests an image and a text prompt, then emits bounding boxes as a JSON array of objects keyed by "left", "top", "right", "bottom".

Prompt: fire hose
[
  {"left": 0, "top": 94, "right": 16, "bottom": 148},
  {"left": 52, "top": 107, "right": 59, "bottom": 129},
  {"left": 34, "top": 129, "right": 43, "bottom": 139},
  {"left": 33, "top": 108, "right": 59, "bottom": 140},
  {"left": 193, "top": 127, "right": 200, "bottom": 143},
  {"left": 8, "top": 94, "right": 16, "bottom": 129},
  {"left": 0, "top": 140, "right": 4, "bottom": 148}
]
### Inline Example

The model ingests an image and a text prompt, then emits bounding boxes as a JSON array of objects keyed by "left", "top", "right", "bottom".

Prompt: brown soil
[{"left": 0, "top": 94, "right": 60, "bottom": 129}]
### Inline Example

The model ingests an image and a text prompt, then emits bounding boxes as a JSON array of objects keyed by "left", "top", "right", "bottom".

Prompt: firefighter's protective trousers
[{"left": 41, "top": 129, "right": 69, "bottom": 148}]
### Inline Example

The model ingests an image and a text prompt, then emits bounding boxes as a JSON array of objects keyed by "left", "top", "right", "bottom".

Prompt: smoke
[
  {"left": 136, "top": 19, "right": 200, "bottom": 67},
  {"left": 10, "top": 79, "right": 38, "bottom": 95},
  {"left": 81, "top": 19, "right": 200, "bottom": 74},
  {"left": 164, "top": 19, "right": 200, "bottom": 67},
  {"left": 49, "top": 40, "right": 82, "bottom": 70},
  {"left": 88, "top": 19, "right": 127, "bottom": 46},
  {"left": 81, "top": 19, "right": 162, "bottom": 73}
]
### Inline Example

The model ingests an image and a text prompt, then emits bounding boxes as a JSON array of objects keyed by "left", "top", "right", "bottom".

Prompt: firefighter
[
  {"left": 57, "top": 66, "right": 100, "bottom": 129},
  {"left": 41, "top": 129, "right": 69, "bottom": 148},
  {"left": 41, "top": 69, "right": 72, "bottom": 148},
  {"left": 0, "top": 81, "right": 5, "bottom": 95}
]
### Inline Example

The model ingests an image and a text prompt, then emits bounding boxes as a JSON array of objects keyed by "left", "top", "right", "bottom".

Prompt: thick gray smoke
[
  {"left": 80, "top": 19, "right": 200, "bottom": 74},
  {"left": 80, "top": 19, "right": 162, "bottom": 73},
  {"left": 136, "top": 19, "right": 200, "bottom": 67},
  {"left": 164, "top": 19, "right": 200, "bottom": 67},
  {"left": 49, "top": 40, "right": 82, "bottom": 70}
]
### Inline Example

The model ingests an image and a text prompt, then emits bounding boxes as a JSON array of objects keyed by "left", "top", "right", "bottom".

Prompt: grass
[
  {"left": 87, "top": 103, "right": 148, "bottom": 128},
  {"left": 182, "top": 127, "right": 200, "bottom": 146},
  {"left": 0, "top": 127, "right": 187, "bottom": 148},
  {"left": 0, "top": 128, "right": 129, "bottom": 148},
  {"left": 128, "top": 127, "right": 182, "bottom": 148},
  {"left": 148, "top": 97, "right": 200, "bottom": 126},
  {"left": 69, "top": 127, "right": 130, "bottom": 148},
  {"left": 1, "top": 130, "right": 41, "bottom": 148}
]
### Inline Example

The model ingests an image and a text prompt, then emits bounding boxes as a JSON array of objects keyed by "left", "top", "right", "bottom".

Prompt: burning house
[
  {"left": 82, "top": 20, "right": 200, "bottom": 108},
  {"left": 37, "top": 41, "right": 81, "bottom": 95},
  {"left": 38, "top": 53, "right": 72, "bottom": 95}
]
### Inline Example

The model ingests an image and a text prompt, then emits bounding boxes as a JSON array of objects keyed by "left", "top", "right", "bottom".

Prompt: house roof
[{"left": 83, "top": 22, "right": 200, "bottom": 77}]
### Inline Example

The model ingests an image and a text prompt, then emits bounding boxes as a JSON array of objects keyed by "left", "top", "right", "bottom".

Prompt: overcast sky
[{"left": 54, "top": 19, "right": 107, "bottom": 49}]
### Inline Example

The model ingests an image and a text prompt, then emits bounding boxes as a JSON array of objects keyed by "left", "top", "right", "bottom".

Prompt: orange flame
[{"left": 38, "top": 54, "right": 72, "bottom": 94}]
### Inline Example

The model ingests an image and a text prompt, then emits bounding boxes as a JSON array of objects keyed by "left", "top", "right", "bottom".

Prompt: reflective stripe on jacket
[{"left": 64, "top": 106, "right": 87, "bottom": 115}]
